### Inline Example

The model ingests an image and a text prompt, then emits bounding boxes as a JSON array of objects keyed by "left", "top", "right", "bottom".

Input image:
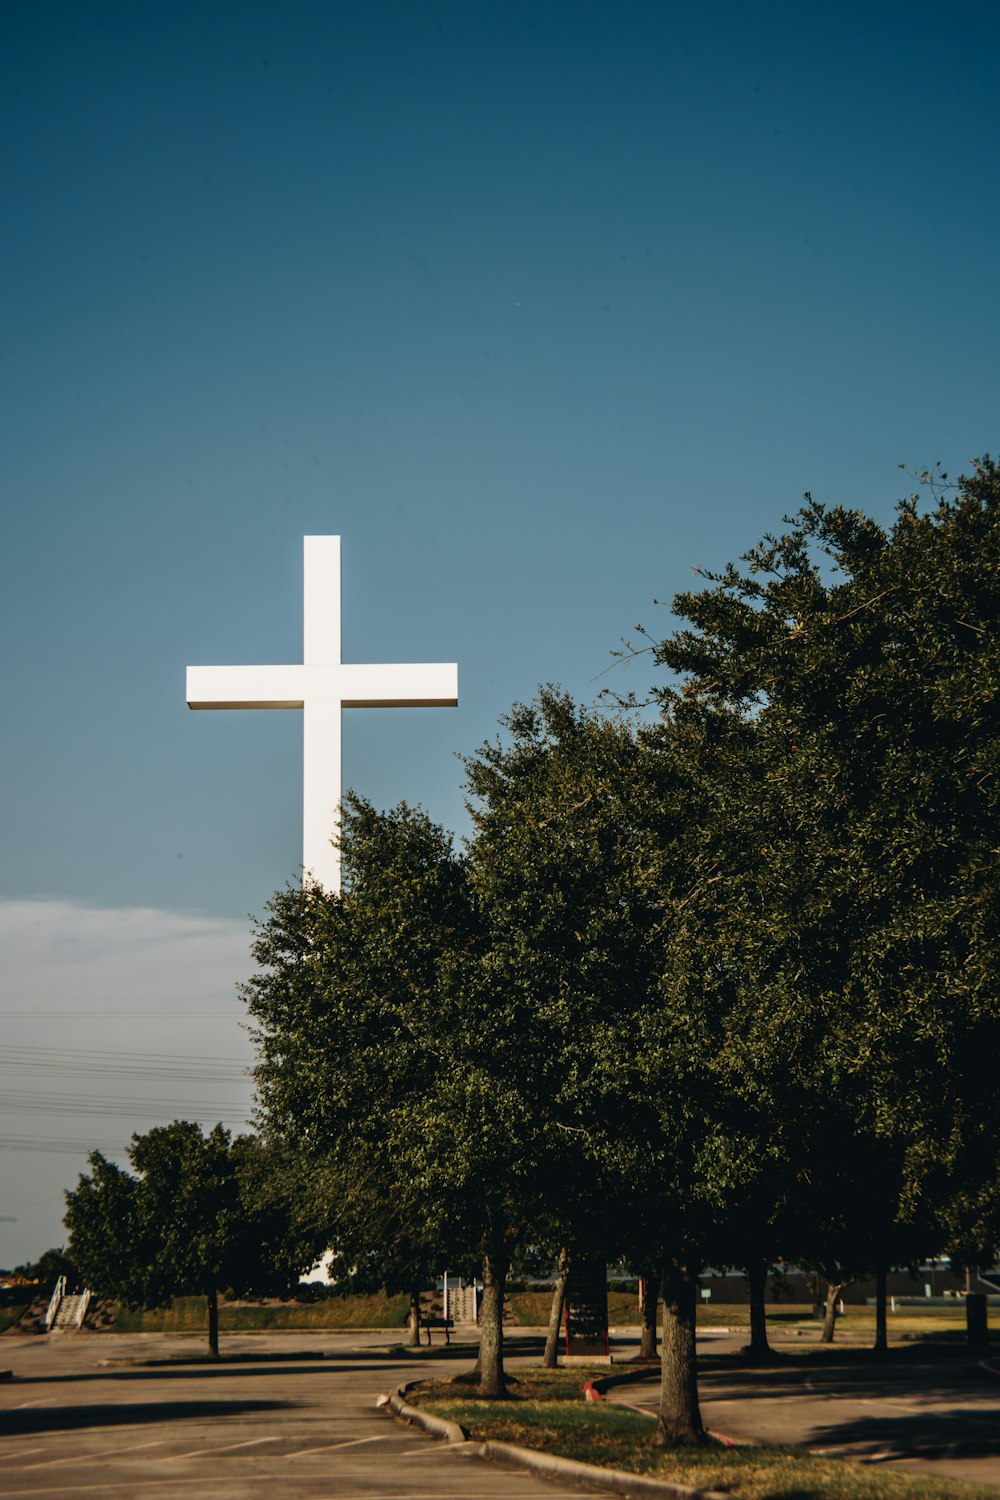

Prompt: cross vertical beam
[{"left": 303, "top": 536, "right": 342, "bottom": 893}]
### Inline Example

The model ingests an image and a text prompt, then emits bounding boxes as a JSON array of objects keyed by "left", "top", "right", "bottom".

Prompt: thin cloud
[
  {"left": 0, "top": 899, "right": 258, "bottom": 1268},
  {"left": 0, "top": 898, "right": 254, "bottom": 1011}
]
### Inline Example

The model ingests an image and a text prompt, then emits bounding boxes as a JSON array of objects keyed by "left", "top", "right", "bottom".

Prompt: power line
[
  {"left": 0, "top": 1093, "right": 251, "bottom": 1120},
  {"left": 0, "top": 1122, "right": 259, "bottom": 1155},
  {"left": 0, "top": 997, "right": 247, "bottom": 1010},
  {"left": 0, "top": 1135, "right": 134, "bottom": 1156},
  {"left": 0, "top": 998, "right": 245, "bottom": 1006},
  {"left": 2, "top": 1044, "right": 249, "bottom": 1064},
  {"left": 0, "top": 1046, "right": 251, "bottom": 1083},
  {"left": 0, "top": 1009, "right": 243, "bottom": 1018}
]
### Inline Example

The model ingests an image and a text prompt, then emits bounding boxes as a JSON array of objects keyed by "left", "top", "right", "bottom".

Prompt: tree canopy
[{"left": 643, "top": 462, "right": 1000, "bottom": 1349}]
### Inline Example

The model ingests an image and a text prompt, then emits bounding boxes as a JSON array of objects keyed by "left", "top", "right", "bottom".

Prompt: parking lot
[
  {"left": 0, "top": 1331, "right": 589, "bottom": 1500},
  {"left": 3, "top": 1327, "right": 999, "bottom": 1497}
]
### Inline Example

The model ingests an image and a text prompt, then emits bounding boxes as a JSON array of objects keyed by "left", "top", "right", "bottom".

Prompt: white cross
[{"left": 186, "top": 536, "right": 458, "bottom": 893}]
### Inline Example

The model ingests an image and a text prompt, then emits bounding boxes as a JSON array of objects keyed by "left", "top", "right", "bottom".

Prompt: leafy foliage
[{"left": 651, "top": 459, "right": 1000, "bottom": 1264}]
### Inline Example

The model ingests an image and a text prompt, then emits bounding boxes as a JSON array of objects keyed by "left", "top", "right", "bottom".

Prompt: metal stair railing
[
  {"left": 44, "top": 1275, "right": 66, "bottom": 1330},
  {"left": 74, "top": 1288, "right": 91, "bottom": 1328}
]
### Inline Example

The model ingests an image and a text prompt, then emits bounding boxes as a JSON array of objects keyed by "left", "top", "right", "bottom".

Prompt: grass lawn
[
  {"left": 509, "top": 1290, "right": 645, "bottom": 1325},
  {"left": 0, "top": 1301, "right": 30, "bottom": 1334},
  {"left": 693, "top": 1304, "right": 972, "bottom": 1337},
  {"left": 410, "top": 1368, "right": 998, "bottom": 1500},
  {"left": 106, "top": 1291, "right": 411, "bottom": 1333},
  {"left": 507, "top": 1294, "right": 976, "bottom": 1340}
]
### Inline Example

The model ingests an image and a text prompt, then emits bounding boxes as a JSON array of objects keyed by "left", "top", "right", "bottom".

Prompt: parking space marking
[
  {"left": 163, "top": 1433, "right": 282, "bottom": 1461},
  {"left": 857, "top": 1395, "right": 926, "bottom": 1411},
  {"left": 3, "top": 1485, "right": 594, "bottom": 1500},
  {"left": 286, "top": 1433, "right": 389, "bottom": 1457},
  {"left": 20, "top": 1437, "right": 177, "bottom": 1469},
  {"left": 399, "top": 1444, "right": 482, "bottom": 1456}
]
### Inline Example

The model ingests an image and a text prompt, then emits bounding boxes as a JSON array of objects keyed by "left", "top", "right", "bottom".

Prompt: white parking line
[
  {"left": 164, "top": 1434, "right": 281, "bottom": 1461},
  {"left": 0, "top": 1488, "right": 602, "bottom": 1500},
  {"left": 400, "top": 1444, "right": 481, "bottom": 1456},
  {"left": 0, "top": 1485, "right": 586, "bottom": 1500},
  {"left": 286, "top": 1433, "right": 388, "bottom": 1457},
  {"left": 20, "top": 1437, "right": 176, "bottom": 1470},
  {"left": 858, "top": 1396, "right": 924, "bottom": 1411}
]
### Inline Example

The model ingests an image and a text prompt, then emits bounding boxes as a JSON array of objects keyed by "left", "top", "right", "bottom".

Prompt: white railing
[{"left": 44, "top": 1275, "right": 66, "bottom": 1329}]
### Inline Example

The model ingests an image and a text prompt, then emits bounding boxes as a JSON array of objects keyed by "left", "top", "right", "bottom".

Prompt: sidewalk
[{"left": 605, "top": 1337, "right": 1000, "bottom": 1491}]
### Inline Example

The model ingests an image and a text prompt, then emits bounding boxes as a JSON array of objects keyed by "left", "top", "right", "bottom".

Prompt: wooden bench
[{"left": 422, "top": 1315, "right": 453, "bottom": 1346}]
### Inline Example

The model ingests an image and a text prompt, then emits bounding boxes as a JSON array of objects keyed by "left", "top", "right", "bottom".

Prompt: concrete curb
[
  {"left": 587, "top": 1367, "right": 661, "bottom": 1400},
  {"left": 481, "top": 1438, "right": 730, "bottom": 1499},
  {"left": 379, "top": 1377, "right": 731, "bottom": 1500},
  {"left": 380, "top": 1382, "right": 467, "bottom": 1444},
  {"left": 590, "top": 1368, "right": 741, "bottom": 1450}
]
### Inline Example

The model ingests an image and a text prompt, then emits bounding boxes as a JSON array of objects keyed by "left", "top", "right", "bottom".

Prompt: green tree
[
  {"left": 286, "top": 1150, "right": 446, "bottom": 1347},
  {"left": 14, "top": 1247, "right": 78, "bottom": 1294},
  {"left": 246, "top": 796, "right": 548, "bottom": 1397},
  {"left": 648, "top": 459, "right": 1000, "bottom": 1340},
  {"left": 462, "top": 689, "right": 668, "bottom": 1274},
  {"left": 464, "top": 689, "right": 761, "bottom": 1443},
  {"left": 65, "top": 1122, "right": 312, "bottom": 1355}
]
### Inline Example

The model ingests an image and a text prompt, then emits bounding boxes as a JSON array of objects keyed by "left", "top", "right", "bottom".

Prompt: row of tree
[{"left": 68, "top": 462, "right": 1000, "bottom": 1442}]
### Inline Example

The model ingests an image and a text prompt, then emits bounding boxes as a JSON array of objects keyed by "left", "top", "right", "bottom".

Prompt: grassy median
[
  {"left": 0, "top": 1301, "right": 30, "bottom": 1334},
  {"left": 410, "top": 1368, "right": 998, "bottom": 1500}
]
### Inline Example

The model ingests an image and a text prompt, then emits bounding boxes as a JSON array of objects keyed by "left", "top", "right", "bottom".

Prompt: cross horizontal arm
[
  {"left": 186, "top": 662, "right": 457, "bottom": 710},
  {"left": 186, "top": 665, "right": 306, "bottom": 710},
  {"left": 338, "top": 662, "right": 458, "bottom": 708}
]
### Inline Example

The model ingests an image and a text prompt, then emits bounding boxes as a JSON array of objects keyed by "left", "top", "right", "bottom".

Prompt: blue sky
[{"left": 2, "top": 0, "right": 998, "bottom": 1264}]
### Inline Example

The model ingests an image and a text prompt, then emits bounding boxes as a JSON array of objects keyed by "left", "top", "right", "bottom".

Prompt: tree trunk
[
  {"left": 966, "top": 1293, "right": 988, "bottom": 1355},
  {"left": 407, "top": 1288, "right": 422, "bottom": 1348},
  {"left": 821, "top": 1281, "right": 845, "bottom": 1344},
  {"left": 745, "top": 1260, "right": 770, "bottom": 1358},
  {"left": 543, "top": 1248, "right": 570, "bottom": 1369},
  {"left": 653, "top": 1264, "right": 706, "bottom": 1447},
  {"left": 873, "top": 1264, "right": 888, "bottom": 1355},
  {"left": 638, "top": 1272, "right": 660, "bottom": 1360},
  {"left": 207, "top": 1285, "right": 220, "bottom": 1358},
  {"left": 477, "top": 1245, "right": 508, "bottom": 1398}
]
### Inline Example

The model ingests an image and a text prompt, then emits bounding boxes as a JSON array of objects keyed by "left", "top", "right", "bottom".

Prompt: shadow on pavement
[
  {"left": 698, "top": 1346, "right": 994, "bottom": 1405},
  {"left": 0, "top": 1397, "right": 295, "bottom": 1438},
  {"left": 9, "top": 1360, "right": 403, "bottom": 1387},
  {"left": 806, "top": 1408, "right": 1000, "bottom": 1461}
]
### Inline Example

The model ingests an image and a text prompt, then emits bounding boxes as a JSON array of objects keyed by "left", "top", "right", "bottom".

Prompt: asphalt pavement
[
  {"left": 610, "top": 1331, "right": 1000, "bottom": 1491},
  {"left": 0, "top": 1330, "right": 591, "bottom": 1500}
]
